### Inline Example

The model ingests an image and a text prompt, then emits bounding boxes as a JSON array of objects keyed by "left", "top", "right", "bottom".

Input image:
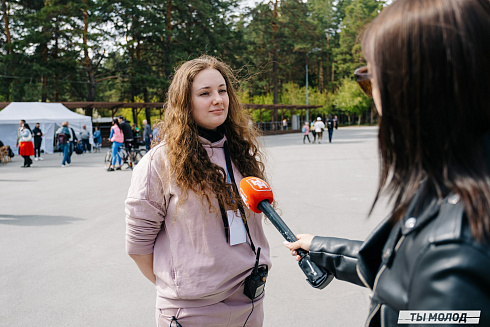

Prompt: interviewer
[{"left": 285, "top": 0, "right": 490, "bottom": 326}]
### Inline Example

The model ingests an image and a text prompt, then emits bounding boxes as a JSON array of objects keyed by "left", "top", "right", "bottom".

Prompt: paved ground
[{"left": 0, "top": 126, "right": 390, "bottom": 327}]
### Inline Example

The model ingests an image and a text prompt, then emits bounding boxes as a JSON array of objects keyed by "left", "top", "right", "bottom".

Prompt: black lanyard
[{"left": 218, "top": 141, "right": 256, "bottom": 254}]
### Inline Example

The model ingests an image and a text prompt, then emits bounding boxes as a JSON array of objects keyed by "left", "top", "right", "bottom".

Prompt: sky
[{"left": 239, "top": 0, "right": 259, "bottom": 10}]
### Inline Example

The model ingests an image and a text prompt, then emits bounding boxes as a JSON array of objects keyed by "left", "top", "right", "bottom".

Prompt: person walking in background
[
  {"left": 93, "top": 127, "right": 102, "bottom": 153},
  {"left": 16, "top": 119, "right": 26, "bottom": 151},
  {"left": 108, "top": 118, "right": 124, "bottom": 171},
  {"left": 125, "top": 56, "right": 271, "bottom": 327},
  {"left": 151, "top": 124, "right": 160, "bottom": 143},
  {"left": 66, "top": 122, "right": 78, "bottom": 159},
  {"left": 282, "top": 118, "right": 287, "bottom": 130},
  {"left": 284, "top": 0, "right": 490, "bottom": 325},
  {"left": 310, "top": 120, "right": 317, "bottom": 143},
  {"left": 32, "top": 122, "right": 44, "bottom": 160},
  {"left": 142, "top": 119, "right": 152, "bottom": 150},
  {"left": 79, "top": 124, "right": 91, "bottom": 153},
  {"left": 18, "top": 122, "right": 34, "bottom": 168},
  {"left": 56, "top": 122, "right": 71, "bottom": 167},
  {"left": 334, "top": 115, "right": 339, "bottom": 130},
  {"left": 326, "top": 115, "right": 335, "bottom": 143},
  {"left": 131, "top": 124, "right": 140, "bottom": 145},
  {"left": 117, "top": 116, "right": 133, "bottom": 152},
  {"left": 313, "top": 117, "right": 325, "bottom": 144},
  {"left": 302, "top": 121, "right": 311, "bottom": 143}
]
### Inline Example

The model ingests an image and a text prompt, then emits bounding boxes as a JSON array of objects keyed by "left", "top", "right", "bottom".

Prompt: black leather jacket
[{"left": 309, "top": 188, "right": 490, "bottom": 326}]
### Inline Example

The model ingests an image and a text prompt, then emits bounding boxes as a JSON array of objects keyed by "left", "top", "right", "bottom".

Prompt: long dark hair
[
  {"left": 23, "top": 123, "right": 33, "bottom": 134},
  {"left": 363, "top": 0, "right": 490, "bottom": 240}
]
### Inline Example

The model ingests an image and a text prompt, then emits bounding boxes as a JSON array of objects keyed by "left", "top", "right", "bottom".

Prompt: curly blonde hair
[{"left": 158, "top": 55, "right": 267, "bottom": 212}]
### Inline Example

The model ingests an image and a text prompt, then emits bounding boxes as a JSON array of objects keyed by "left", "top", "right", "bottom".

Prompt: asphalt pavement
[{"left": 0, "top": 126, "right": 390, "bottom": 327}]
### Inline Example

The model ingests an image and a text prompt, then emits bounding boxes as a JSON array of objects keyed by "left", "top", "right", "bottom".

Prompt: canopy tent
[{"left": 0, "top": 102, "right": 92, "bottom": 154}]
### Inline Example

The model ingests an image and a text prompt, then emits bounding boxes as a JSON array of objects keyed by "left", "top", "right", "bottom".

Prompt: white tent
[{"left": 0, "top": 102, "right": 93, "bottom": 154}]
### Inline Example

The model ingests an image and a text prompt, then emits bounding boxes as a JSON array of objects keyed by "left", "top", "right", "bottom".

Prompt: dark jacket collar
[{"left": 197, "top": 125, "right": 224, "bottom": 143}]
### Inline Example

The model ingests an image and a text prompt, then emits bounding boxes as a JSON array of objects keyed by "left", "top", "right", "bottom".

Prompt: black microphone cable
[{"left": 242, "top": 297, "right": 255, "bottom": 327}]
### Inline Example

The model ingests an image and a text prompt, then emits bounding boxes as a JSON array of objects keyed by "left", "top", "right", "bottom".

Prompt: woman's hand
[{"left": 284, "top": 234, "right": 315, "bottom": 261}]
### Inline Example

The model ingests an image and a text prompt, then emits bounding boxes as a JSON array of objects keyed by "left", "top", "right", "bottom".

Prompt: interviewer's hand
[{"left": 284, "top": 234, "right": 315, "bottom": 261}]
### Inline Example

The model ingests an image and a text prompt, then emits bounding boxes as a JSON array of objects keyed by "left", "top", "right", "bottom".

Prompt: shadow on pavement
[{"left": 0, "top": 214, "right": 85, "bottom": 226}]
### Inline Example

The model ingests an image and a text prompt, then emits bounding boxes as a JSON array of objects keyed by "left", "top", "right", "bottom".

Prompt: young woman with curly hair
[{"left": 125, "top": 56, "right": 272, "bottom": 327}]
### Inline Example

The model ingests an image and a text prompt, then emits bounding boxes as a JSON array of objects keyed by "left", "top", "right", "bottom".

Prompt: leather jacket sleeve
[{"left": 309, "top": 236, "right": 366, "bottom": 287}]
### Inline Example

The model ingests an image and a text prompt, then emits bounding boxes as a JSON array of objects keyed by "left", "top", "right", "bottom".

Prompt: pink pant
[{"left": 156, "top": 291, "right": 264, "bottom": 327}]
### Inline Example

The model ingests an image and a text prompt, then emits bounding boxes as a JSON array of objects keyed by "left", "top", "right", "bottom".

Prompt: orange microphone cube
[{"left": 239, "top": 177, "right": 274, "bottom": 214}]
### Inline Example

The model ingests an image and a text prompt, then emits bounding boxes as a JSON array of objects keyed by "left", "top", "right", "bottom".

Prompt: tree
[
  {"left": 96, "top": 0, "right": 243, "bottom": 124},
  {"left": 333, "top": 0, "right": 384, "bottom": 80},
  {"left": 333, "top": 78, "right": 372, "bottom": 124},
  {"left": 79, "top": 0, "right": 109, "bottom": 113},
  {"left": 0, "top": 0, "right": 89, "bottom": 102},
  {"left": 242, "top": 0, "right": 317, "bottom": 122},
  {"left": 307, "top": 0, "right": 336, "bottom": 93},
  {"left": 0, "top": 0, "right": 387, "bottom": 124}
]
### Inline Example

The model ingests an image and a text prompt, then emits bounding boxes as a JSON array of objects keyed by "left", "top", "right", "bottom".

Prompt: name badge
[{"left": 227, "top": 210, "right": 247, "bottom": 246}]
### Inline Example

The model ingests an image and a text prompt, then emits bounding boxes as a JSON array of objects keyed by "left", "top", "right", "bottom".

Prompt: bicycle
[
  {"left": 130, "top": 146, "right": 147, "bottom": 165},
  {"left": 104, "top": 145, "right": 147, "bottom": 170}
]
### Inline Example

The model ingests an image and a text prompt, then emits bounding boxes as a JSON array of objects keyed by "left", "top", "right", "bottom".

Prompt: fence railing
[{"left": 254, "top": 121, "right": 291, "bottom": 131}]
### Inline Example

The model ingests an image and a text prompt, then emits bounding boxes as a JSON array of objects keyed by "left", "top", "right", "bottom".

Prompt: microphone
[{"left": 239, "top": 177, "right": 333, "bottom": 289}]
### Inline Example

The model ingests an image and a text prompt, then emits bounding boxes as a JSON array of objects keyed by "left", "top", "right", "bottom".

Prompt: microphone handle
[
  {"left": 256, "top": 200, "right": 333, "bottom": 289},
  {"left": 257, "top": 200, "right": 299, "bottom": 243}
]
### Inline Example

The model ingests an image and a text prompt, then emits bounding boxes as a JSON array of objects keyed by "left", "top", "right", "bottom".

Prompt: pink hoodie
[
  {"left": 110, "top": 124, "right": 124, "bottom": 143},
  {"left": 125, "top": 136, "right": 271, "bottom": 310}
]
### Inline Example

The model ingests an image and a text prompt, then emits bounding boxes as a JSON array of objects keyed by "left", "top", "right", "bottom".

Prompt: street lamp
[{"left": 306, "top": 47, "right": 321, "bottom": 123}]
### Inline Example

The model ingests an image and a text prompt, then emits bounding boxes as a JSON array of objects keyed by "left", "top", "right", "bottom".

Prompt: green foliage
[
  {"left": 280, "top": 82, "right": 332, "bottom": 113},
  {"left": 240, "top": 82, "right": 335, "bottom": 122},
  {"left": 249, "top": 109, "right": 272, "bottom": 122},
  {"left": 333, "top": 0, "right": 385, "bottom": 80},
  {"left": 280, "top": 82, "right": 306, "bottom": 105},
  {"left": 0, "top": 0, "right": 387, "bottom": 123},
  {"left": 332, "top": 78, "right": 372, "bottom": 115}
]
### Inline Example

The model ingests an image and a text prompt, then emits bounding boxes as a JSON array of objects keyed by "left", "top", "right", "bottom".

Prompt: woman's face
[
  {"left": 191, "top": 68, "right": 229, "bottom": 130},
  {"left": 368, "top": 62, "right": 382, "bottom": 115}
]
